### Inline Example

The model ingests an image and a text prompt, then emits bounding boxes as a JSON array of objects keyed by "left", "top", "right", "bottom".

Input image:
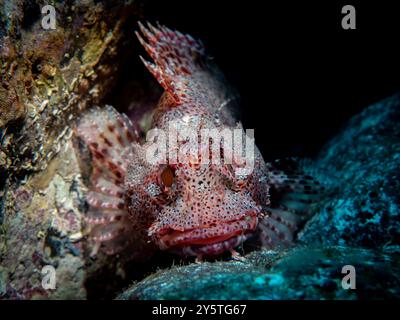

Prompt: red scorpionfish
[{"left": 75, "top": 22, "right": 324, "bottom": 261}]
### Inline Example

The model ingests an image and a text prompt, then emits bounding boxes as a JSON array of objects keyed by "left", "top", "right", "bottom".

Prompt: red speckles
[
  {"left": 125, "top": 130, "right": 135, "bottom": 143},
  {"left": 117, "top": 202, "right": 125, "bottom": 210},
  {"left": 107, "top": 160, "right": 117, "bottom": 171},
  {"left": 93, "top": 150, "right": 105, "bottom": 160},
  {"left": 100, "top": 133, "right": 113, "bottom": 147},
  {"left": 107, "top": 124, "right": 116, "bottom": 133},
  {"left": 115, "top": 132, "right": 124, "bottom": 146},
  {"left": 180, "top": 66, "right": 190, "bottom": 75}
]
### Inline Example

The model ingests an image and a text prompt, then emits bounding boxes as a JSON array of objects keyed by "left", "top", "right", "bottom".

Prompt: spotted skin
[{"left": 75, "top": 22, "right": 323, "bottom": 260}]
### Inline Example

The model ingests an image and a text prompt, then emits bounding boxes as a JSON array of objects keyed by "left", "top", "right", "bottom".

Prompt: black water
[{"left": 109, "top": 0, "right": 400, "bottom": 161}]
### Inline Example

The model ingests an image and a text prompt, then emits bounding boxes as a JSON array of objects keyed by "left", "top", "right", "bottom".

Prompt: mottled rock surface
[
  {"left": 1, "top": 0, "right": 138, "bottom": 177},
  {"left": 118, "top": 247, "right": 400, "bottom": 300},
  {"left": 299, "top": 93, "right": 400, "bottom": 250},
  {"left": 118, "top": 94, "right": 400, "bottom": 300}
]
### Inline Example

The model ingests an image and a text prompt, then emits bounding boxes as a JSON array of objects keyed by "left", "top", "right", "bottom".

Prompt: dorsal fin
[{"left": 135, "top": 22, "right": 206, "bottom": 105}]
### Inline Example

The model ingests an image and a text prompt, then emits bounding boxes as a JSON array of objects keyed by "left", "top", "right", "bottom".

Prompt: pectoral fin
[{"left": 258, "top": 159, "right": 325, "bottom": 249}]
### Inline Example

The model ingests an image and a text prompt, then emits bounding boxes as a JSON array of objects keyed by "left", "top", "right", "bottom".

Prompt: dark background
[{"left": 113, "top": 0, "right": 400, "bottom": 161}]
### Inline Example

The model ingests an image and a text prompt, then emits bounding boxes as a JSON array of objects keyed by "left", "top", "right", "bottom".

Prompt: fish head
[{"left": 146, "top": 160, "right": 261, "bottom": 257}]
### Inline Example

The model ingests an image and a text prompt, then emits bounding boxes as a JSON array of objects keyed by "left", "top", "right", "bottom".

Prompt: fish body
[{"left": 76, "top": 23, "right": 322, "bottom": 259}]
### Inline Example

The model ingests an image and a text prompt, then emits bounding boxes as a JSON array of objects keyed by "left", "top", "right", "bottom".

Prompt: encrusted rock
[
  {"left": 299, "top": 93, "right": 400, "bottom": 250},
  {"left": 0, "top": 0, "right": 145, "bottom": 299},
  {"left": 117, "top": 246, "right": 400, "bottom": 300}
]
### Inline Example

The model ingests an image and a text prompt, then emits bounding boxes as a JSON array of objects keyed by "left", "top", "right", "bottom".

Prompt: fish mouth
[
  {"left": 155, "top": 213, "right": 258, "bottom": 256},
  {"left": 177, "top": 232, "right": 253, "bottom": 257}
]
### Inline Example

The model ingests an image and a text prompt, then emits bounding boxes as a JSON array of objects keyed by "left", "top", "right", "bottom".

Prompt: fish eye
[{"left": 160, "top": 166, "right": 174, "bottom": 188}]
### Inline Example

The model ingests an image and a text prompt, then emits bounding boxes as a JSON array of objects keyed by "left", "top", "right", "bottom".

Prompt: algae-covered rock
[
  {"left": 0, "top": 0, "right": 146, "bottom": 299},
  {"left": 1, "top": 0, "right": 138, "bottom": 177},
  {"left": 299, "top": 93, "right": 400, "bottom": 250},
  {"left": 117, "top": 246, "right": 400, "bottom": 300}
]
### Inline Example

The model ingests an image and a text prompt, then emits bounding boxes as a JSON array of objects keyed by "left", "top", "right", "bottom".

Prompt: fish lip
[
  {"left": 155, "top": 213, "right": 258, "bottom": 255},
  {"left": 172, "top": 232, "right": 254, "bottom": 257}
]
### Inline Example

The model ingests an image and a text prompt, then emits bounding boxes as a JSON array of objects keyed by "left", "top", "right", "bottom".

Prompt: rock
[
  {"left": 0, "top": 140, "right": 87, "bottom": 299},
  {"left": 0, "top": 0, "right": 148, "bottom": 299},
  {"left": 117, "top": 247, "right": 400, "bottom": 300},
  {"left": 0, "top": 0, "right": 138, "bottom": 177},
  {"left": 299, "top": 93, "right": 400, "bottom": 250}
]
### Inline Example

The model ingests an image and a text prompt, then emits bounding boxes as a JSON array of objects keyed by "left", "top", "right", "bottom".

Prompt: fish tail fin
[
  {"left": 75, "top": 105, "right": 140, "bottom": 256},
  {"left": 135, "top": 21, "right": 206, "bottom": 104}
]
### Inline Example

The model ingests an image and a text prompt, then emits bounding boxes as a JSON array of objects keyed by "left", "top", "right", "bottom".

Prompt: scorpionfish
[{"left": 76, "top": 22, "right": 323, "bottom": 260}]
